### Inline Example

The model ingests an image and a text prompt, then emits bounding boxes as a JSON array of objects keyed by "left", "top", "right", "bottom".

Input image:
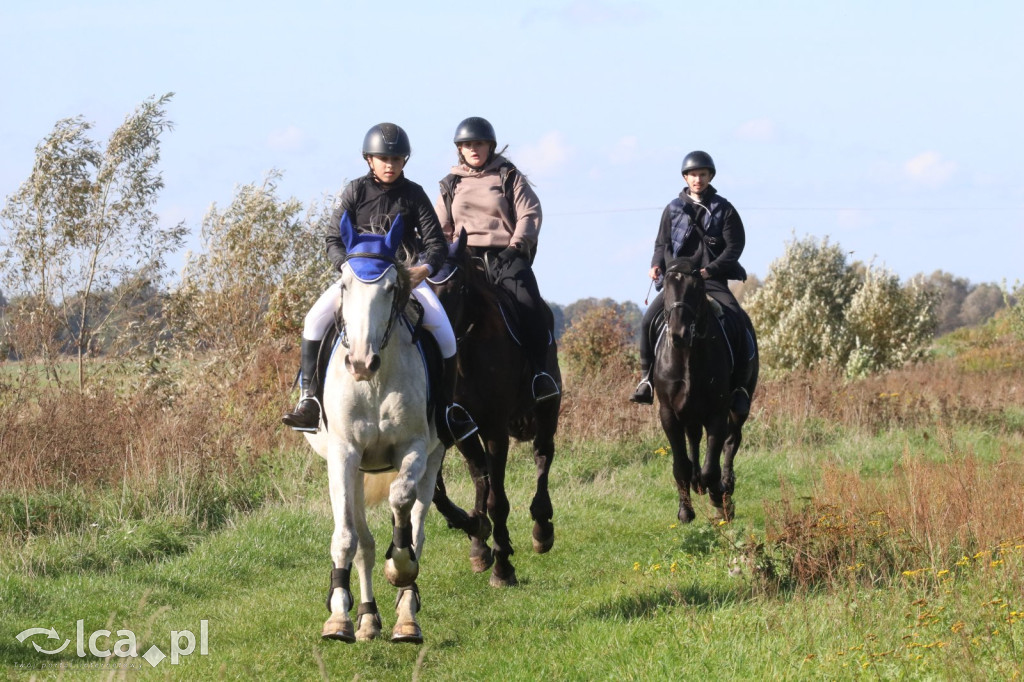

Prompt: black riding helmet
[
  {"left": 362, "top": 122, "right": 411, "bottom": 158},
  {"left": 681, "top": 150, "right": 716, "bottom": 179},
  {"left": 453, "top": 117, "right": 496, "bottom": 144},
  {"left": 453, "top": 117, "right": 497, "bottom": 168}
]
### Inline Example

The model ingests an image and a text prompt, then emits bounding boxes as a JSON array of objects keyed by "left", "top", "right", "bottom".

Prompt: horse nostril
[{"left": 368, "top": 355, "right": 381, "bottom": 372}]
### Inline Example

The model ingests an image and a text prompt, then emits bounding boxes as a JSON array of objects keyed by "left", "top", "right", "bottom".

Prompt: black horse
[
  {"left": 428, "top": 231, "right": 561, "bottom": 587},
  {"left": 653, "top": 257, "right": 758, "bottom": 523}
]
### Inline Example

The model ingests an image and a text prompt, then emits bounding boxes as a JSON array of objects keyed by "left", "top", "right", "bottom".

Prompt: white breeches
[{"left": 302, "top": 279, "right": 456, "bottom": 358}]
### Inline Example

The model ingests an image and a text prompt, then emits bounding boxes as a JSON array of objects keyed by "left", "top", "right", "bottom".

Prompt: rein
[{"left": 340, "top": 252, "right": 409, "bottom": 353}]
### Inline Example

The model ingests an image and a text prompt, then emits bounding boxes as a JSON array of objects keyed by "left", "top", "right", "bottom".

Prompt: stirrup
[
  {"left": 446, "top": 403, "right": 478, "bottom": 443},
  {"left": 630, "top": 378, "right": 653, "bottom": 405},
  {"left": 532, "top": 372, "right": 560, "bottom": 402}
]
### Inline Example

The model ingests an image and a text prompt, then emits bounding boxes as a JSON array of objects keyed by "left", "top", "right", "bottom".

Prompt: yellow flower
[{"left": 633, "top": 562, "right": 641, "bottom": 571}]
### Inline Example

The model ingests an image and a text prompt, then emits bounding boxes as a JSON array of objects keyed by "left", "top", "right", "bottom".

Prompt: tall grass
[{"left": 2, "top": 319, "right": 1024, "bottom": 678}]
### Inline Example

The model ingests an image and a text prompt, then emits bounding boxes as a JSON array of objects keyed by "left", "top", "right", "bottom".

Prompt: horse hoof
[
  {"left": 490, "top": 569, "right": 518, "bottom": 588},
  {"left": 355, "top": 612, "right": 382, "bottom": 642},
  {"left": 385, "top": 549, "right": 419, "bottom": 587},
  {"left": 391, "top": 621, "right": 423, "bottom": 644},
  {"left": 470, "top": 547, "right": 494, "bottom": 573},
  {"left": 532, "top": 523, "right": 554, "bottom": 554},
  {"left": 678, "top": 506, "right": 696, "bottom": 524},
  {"left": 321, "top": 616, "right": 355, "bottom": 642}
]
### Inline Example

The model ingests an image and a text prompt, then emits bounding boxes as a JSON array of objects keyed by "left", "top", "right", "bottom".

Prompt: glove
[{"left": 494, "top": 245, "right": 521, "bottom": 270}]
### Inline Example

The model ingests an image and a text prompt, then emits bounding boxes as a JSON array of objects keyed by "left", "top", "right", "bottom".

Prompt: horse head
[
  {"left": 427, "top": 229, "right": 480, "bottom": 337},
  {"left": 662, "top": 257, "right": 708, "bottom": 348},
  {"left": 337, "top": 211, "right": 411, "bottom": 380}
]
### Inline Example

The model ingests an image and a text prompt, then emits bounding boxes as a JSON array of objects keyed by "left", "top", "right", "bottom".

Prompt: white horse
[{"left": 304, "top": 212, "right": 444, "bottom": 644}]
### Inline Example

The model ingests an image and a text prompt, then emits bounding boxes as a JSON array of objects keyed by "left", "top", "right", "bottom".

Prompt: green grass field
[{"left": 3, "top": 418, "right": 1023, "bottom": 681}]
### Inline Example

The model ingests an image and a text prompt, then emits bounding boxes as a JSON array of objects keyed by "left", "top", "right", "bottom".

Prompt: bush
[
  {"left": 559, "top": 305, "right": 637, "bottom": 376},
  {"left": 746, "top": 235, "right": 938, "bottom": 378}
]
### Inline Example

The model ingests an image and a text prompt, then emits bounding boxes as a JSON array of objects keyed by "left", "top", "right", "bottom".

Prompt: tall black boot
[
  {"left": 439, "top": 356, "right": 477, "bottom": 446},
  {"left": 282, "top": 338, "right": 321, "bottom": 432},
  {"left": 530, "top": 336, "right": 560, "bottom": 403},
  {"left": 630, "top": 362, "right": 653, "bottom": 404},
  {"left": 730, "top": 328, "right": 753, "bottom": 416},
  {"left": 630, "top": 320, "right": 654, "bottom": 404}
]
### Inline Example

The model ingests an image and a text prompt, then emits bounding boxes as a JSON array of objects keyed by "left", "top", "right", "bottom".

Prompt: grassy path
[{"left": 3, "top": 433, "right": 1023, "bottom": 680}]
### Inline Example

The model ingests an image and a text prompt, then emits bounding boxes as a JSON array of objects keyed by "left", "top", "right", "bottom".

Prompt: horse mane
[{"left": 459, "top": 254, "right": 506, "bottom": 338}]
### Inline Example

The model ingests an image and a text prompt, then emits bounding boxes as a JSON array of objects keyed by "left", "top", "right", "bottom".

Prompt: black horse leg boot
[
  {"left": 282, "top": 339, "right": 321, "bottom": 432},
  {"left": 440, "top": 357, "right": 478, "bottom": 445}
]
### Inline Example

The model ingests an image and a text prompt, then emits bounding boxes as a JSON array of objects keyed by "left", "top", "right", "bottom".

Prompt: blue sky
[{"left": 2, "top": 1, "right": 1022, "bottom": 306}]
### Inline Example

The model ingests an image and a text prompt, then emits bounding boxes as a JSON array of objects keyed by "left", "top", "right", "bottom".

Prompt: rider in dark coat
[
  {"left": 282, "top": 122, "right": 477, "bottom": 444},
  {"left": 435, "top": 116, "right": 559, "bottom": 403},
  {"left": 631, "top": 151, "right": 755, "bottom": 413}
]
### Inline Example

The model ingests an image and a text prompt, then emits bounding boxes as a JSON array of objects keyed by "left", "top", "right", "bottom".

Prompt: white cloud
[
  {"left": 267, "top": 125, "right": 308, "bottom": 152},
  {"left": 735, "top": 118, "right": 777, "bottom": 142},
  {"left": 516, "top": 131, "right": 570, "bottom": 176},
  {"left": 903, "top": 151, "right": 956, "bottom": 187}
]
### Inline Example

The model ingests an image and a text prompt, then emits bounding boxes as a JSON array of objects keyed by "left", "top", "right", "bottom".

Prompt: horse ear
[
  {"left": 339, "top": 211, "right": 356, "bottom": 252},
  {"left": 384, "top": 214, "right": 405, "bottom": 256},
  {"left": 456, "top": 227, "right": 468, "bottom": 254}
]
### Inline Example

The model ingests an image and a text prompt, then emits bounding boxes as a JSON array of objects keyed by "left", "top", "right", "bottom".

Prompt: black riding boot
[
  {"left": 630, "top": 362, "right": 653, "bottom": 404},
  {"left": 282, "top": 338, "right": 321, "bottom": 432},
  {"left": 438, "top": 356, "right": 478, "bottom": 447},
  {"left": 730, "top": 330, "right": 753, "bottom": 416},
  {"left": 530, "top": 338, "right": 560, "bottom": 403},
  {"left": 630, "top": 318, "right": 655, "bottom": 404}
]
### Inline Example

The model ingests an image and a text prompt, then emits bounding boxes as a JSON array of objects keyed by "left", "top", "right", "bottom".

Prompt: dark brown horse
[
  {"left": 428, "top": 231, "right": 561, "bottom": 587},
  {"left": 653, "top": 257, "right": 758, "bottom": 523}
]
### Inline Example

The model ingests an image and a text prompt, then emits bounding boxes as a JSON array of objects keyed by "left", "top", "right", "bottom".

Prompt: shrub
[
  {"left": 559, "top": 305, "right": 637, "bottom": 376},
  {"left": 746, "top": 235, "right": 938, "bottom": 378}
]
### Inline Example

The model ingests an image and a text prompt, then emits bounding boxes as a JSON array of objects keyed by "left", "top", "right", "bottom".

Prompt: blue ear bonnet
[{"left": 339, "top": 211, "right": 405, "bottom": 282}]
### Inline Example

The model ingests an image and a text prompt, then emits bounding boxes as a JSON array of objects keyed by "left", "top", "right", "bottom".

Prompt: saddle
[
  {"left": 311, "top": 298, "right": 442, "bottom": 430},
  {"left": 650, "top": 294, "right": 754, "bottom": 372}
]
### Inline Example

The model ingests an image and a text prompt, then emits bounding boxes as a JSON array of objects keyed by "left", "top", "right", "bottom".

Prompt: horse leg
[
  {"left": 384, "top": 442, "right": 428, "bottom": 588},
  {"left": 351, "top": 476, "right": 381, "bottom": 642},
  {"left": 703, "top": 419, "right": 730, "bottom": 522},
  {"left": 451, "top": 433, "right": 495, "bottom": 572},
  {"left": 529, "top": 404, "right": 557, "bottom": 554},
  {"left": 485, "top": 435, "right": 517, "bottom": 587},
  {"left": 322, "top": 441, "right": 359, "bottom": 641},
  {"left": 392, "top": 583, "right": 423, "bottom": 644},
  {"left": 389, "top": 442, "right": 443, "bottom": 644},
  {"left": 660, "top": 410, "right": 696, "bottom": 524},
  {"left": 433, "top": 467, "right": 470, "bottom": 529},
  {"left": 719, "top": 414, "right": 746, "bottom": 520},
  {"left": 685, "top": 422, "right": 703, "bottom": 496}
]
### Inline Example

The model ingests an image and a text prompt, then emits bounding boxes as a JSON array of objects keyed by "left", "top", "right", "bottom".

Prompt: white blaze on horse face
[{"left": 340, "top": 266, "right": 397, "bottom": 381}]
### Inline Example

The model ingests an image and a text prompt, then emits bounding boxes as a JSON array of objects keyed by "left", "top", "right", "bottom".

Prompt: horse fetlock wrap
[{"left": 305, "top": 212, "right": 444, "bottom": 644}]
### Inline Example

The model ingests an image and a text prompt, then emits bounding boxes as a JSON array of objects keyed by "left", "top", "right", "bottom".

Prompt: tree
[
  {"left": 745, "top": 235, "right": 858, "bottom": 373},
  {"left": 844, "top": 271, "right": 938, "bottom": 377},
  {"left": 958, "top": 283, "right": 1005, "bottom": 328},
  {"left": 168, "top": 171, "right": 335, "bottom": 369},
  {"left": 746, "top": 234, "right": 937, "bottom": 378},
  {"left": 923, "top": 270, "right": 969, "bottom": 335},
  {"left": 0, "top": 94, "right": 186, "bottom": 388}
]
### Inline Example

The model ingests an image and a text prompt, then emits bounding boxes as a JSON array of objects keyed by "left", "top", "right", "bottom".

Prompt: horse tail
[{"left": 363, "top": 471, "right": 398, "bottom": 506}]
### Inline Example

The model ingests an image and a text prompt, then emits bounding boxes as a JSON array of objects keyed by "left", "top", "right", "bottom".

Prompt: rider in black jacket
[
  {"left": 631, "top": 151, "right": 753, "bottom": 413},
  {"left": 283, "top": 123, "right": 476, "bottom": 444}
]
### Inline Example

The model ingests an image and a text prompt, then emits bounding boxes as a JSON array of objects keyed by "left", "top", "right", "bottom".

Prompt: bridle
[
  {"left": 663, "top": 268, "right": 709, "bottom": 347},
  {"left": 338, "top": 252, "right": 410, "bottom": 353}
]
